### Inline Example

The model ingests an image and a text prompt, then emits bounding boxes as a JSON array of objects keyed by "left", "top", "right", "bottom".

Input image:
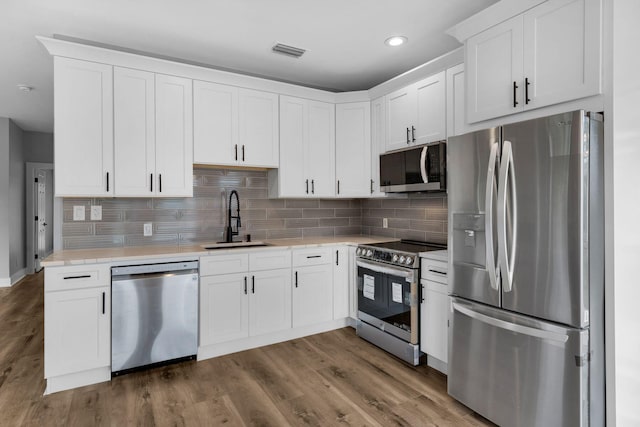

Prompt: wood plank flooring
[{"left": 0, "top": 271, "right": 494, "bottom": 426}]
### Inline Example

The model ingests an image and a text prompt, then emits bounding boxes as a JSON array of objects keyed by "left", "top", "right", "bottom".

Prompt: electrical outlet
[
  {"left": 73, "top": 206, "right": 85, "bottom": 221},
  {"left": 90, "top": 205, "right": 102, "bottom": 221},
  {"left": 383, "top": 218, "right": 388, "bottom": 228},
  {"left": 143, "top": 223, "right": 153, "bottom": 237}
]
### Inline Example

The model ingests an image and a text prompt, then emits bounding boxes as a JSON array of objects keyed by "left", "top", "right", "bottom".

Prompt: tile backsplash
[{"left": 61, "top": 168, "right": 448, "bottom": 249}]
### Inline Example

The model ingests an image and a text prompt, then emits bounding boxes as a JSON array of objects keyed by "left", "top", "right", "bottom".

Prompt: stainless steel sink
[{"left": 201, "top": 241, "right": 271, "bottom": 250}]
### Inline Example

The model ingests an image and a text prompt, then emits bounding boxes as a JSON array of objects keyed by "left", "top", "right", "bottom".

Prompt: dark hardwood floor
[{"left": 0, "top": 271, "right": 493, "bottom": 426}]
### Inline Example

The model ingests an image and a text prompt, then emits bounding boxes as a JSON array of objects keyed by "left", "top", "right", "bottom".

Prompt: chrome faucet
[{"left": 225, "top": 190, "right": 241, "bottom": 243}]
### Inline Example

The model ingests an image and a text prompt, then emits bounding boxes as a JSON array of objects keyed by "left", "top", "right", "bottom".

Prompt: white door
[
  {"left": 293, "top": 264, "right": 333, "bottom": 327},
  {"left": 466, "top": 15, "right": 524, "bottom": 123},
  {"left": 523, "top": 0, "right": 602, "bottom": 109},
  {"left": 335, "top": 102, "right": 371, "bottom": 198},
  {"left": 348, "top": 246, "right": 358, "bottom": 319},
  {"left": 249, "top": 269, "right": 292, "bottom": 336},
  {"left": 193, "top": 81, "right": 238, "bottom": 166},
  {"left": 114, "top": 67, "right": 156, "bottom": 196},
  {"left": 239, "top": 89, "right": 279, "bottom": 167},
  {"left": 278, "top": 96, "right": 307, "bottom": 197},
  {"left": 155, "top": 74, "right": 193, "bottom": 197},
  {"left": 420, "top": 283, "right": 449, "bottom": 363},
  {"left": 386, "top": 87, "right": 414, "bottom": 151},
  {"left": 306, "top": 100, "right": 335, "bottom": 197},
  {"left": 54, "top": 57, "right": 113, "bottom": 197},
  {"left": 370, "top": 97, "right": 386, "bottom": 197},
  {"left": 44, "top": 286, "right": 110, "bottom": 377},
  {"left": 333, "top": 247, "right": 350, "bottom": 319},
  {"left": 414, "top": 71, "right": 446, "bottom": 145},
  {"left": 200, "top": 273, "right": 249, "bottom": 345},
  {"left": 35, "top": 170, "right": 47, "bottom": 272},
  {"left": 446, "top": 64, "right": 467, "bottom": 137}
]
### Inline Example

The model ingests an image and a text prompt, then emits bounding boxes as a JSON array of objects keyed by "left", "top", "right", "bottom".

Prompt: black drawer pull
[
  {"left": 252, "top": 276, "right": 255, "bottom": 294},
  {"left": 102, "top": 292, "right": 106, "bottom": 314},
  {"left": 336, "top": 250, "right": 339, "bottom": 266},
  {"left": 428, "top": 269, "right": 447, "bottom": 276},
  {"left": 63, "top": 275, "right": 91, "bottom": 280},
  {"left": 306, "top": 255, "right": 322, "bottom": 259}
]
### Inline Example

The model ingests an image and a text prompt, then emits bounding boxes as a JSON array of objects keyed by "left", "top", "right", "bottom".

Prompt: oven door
[{"left": 356, "top": 259, "right": 418, "bottom": 344}]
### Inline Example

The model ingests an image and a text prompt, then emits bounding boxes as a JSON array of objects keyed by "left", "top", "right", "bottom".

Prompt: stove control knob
[
  {"left": 392, "top": 254, "right": 399, "bottom": 263},
  {"left": 405, "top": 256, "right": 414, "bottom": 266},
  {"left": 356, "top": 248, "right": 361, "bottom": 256},
  {"left": 366, "top": 249, "right": 373, "bottom": 257}
]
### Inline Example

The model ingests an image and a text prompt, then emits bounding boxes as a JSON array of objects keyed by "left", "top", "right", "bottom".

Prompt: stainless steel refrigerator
[{"left": 447, "top": 110, "right": 604, "bottom": 426}]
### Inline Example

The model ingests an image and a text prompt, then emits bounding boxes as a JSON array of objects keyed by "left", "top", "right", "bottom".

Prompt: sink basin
[{"left": 201, "top": 241, "right": 271, "bottom": 250}]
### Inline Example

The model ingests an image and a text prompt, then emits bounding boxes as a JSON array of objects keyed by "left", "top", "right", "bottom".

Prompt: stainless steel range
[{"left": 355, "top": 240, "right": 446, "bottom": 365}]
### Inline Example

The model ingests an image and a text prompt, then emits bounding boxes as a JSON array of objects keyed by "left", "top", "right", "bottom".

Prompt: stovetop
[{"left": 356, "top": 240, "right": 447, "bottom": 269}]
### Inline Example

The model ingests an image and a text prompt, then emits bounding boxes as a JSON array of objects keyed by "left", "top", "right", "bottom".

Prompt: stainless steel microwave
[{"left": 379, "top": 141, "right": 446, "bottom": 193}]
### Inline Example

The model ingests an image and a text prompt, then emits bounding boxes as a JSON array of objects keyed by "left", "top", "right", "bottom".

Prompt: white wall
[
  {"left": 23, "top": 131, "right": 53, "bottom": 163},
  {"left": 0, "top": 118, "right": 9, "bottom": 284},
  {"left": 606, "top": 0, "right": 640, "bottom": 425},
  {"left": 9, "top": 121, "right": 25, "bottom": 280}
]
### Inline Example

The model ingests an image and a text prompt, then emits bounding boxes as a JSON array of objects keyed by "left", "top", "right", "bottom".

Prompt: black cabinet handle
[
  {"left": 412, "top": 126, "right": 416, "bottom": 142},
  {"left": 106, "top": 172, "right": 109, "bottom": 192},
  {"left": 406, "top": 127, "right": 410, "bottom": 144},
  {"left": 421, "top": 285, "right": 424, "bottom": 303},
  {"left": 306, "top": 255, "right": 321, "bottom": 259},
  {"left": 235, "top": 144, "right": 238, "bottom": 161},
  {"left": 252, "top": 276, "right": 255, "bottom": 294},
  {"left": 159, "top": 174, "right": 162, "bottom": 193},
  {"left": 242, "top": 145, "right": 245, "bottom": 162},
  {"left": 150, "top": 173, "right": 153, "bottom": 192},
  {"left": 525, "top": 77, "right": 531, "bottom": 104},
  {"left": 513, "top": 81, "right": 519, "bottom": 108},
  {"left": 295, "top": 271, "right": 298, "bottom": 288},
  {"left": 337, "top": 180, "right": 340, "bottom": 195},
  {"left": 306, "top": 179, "right": 309, "bottom": 194},
  {"left": 102, "top": 292, "right": 105, "bottom": 314},
  {"left": 336, "top": 250, "right": 339, "bottom": 266},
  {"left": 63, "top": 275, "right": 91, "bottom": 280},
  {"left": 370, "top": 179, "right": 374, "bottom": 194},
  {"left": 244, "top": 276, "right": 247, "bottom": 294},
  {"left": 311, "top": 179, "right": 315, "bottom": 194}
]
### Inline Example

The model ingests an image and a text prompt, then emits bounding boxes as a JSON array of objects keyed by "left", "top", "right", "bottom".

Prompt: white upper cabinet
[
  {"left": 194, "top": 84, "right": 278, "bottom": 168},
  {"left": 154, "top": 74, "right": 193, "bottom": 197},
  {"left": 114, "top": 67, "right": 156, "bottom": 196},
  {"left": 335, "top": 102, "right": 371, "bottom": 198},
  {"left": 273, "top": 96, "right": 335, "bottom": 198},
  {"left": 193, "top": 81, "right": 238, "bottom": 166},
  {"left": 369, "top": 97, "right": 386, "bottom": 197},
  {"left": 385, "top": 72, "right": 447, "bottom": 152},
  {"left": 446, "top": 64, "right": 467, "bottom": 137},
  {"left": 54, "top": 57, "right": 113, "bottom": 197},
  {"left": 466, "top": 0, "right": 601, "bottom": 123}
]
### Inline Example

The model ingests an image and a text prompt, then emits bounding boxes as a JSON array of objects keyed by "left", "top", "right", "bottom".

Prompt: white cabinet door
[
  {"left": 200, "top": 273, "right": 249, "bottom": 345},
  {"left": 523, "top": 0, "right": 602, "bottom": 109},
  {"left": 466, "top": 16, "right": 524, "bottom": 123},
  {"left": 193, "top": 81, "right": 238, "bottom": 166},
  {"left": 54, "top": 57, "right": 113, "bottom": 197},
  {"left": 386, "top": 87, "right": 414, "bottom": 151},
  {"left": 114, "top": 67, "right": 156, "bottom": 196},
  {"left": 45, "top": 286, "right": 110, "bottom": 377},
  {"left": 333, "top": 247, "right": 349, "bottom": 319},
  {"left": 370, "top": 97, "right": 386, "bottom": 197},
  {"left": 239, "top": 88, "right": 279, "bottom": 168},
  {"left": 348, "top": 246, "right": 358, "bottom": 319},
  {"left": 155, "top": 74, "right": 193, "bottom": 197},
  {"left": 446, "top": 64, "right": 467, "bottom": 137},
  {"left": 293, "top": 264, "right": 333, "bottom": 327},
  {"left": 420, "top": 283, "right": 449, "bottom": 363},
  {"left": 335, "top": 102, "right": 371, "bottom": 198},
  {"left": 414, "top": 71, "right": 446, "bottom": 145},
  {"left": 278, "top": 95, "right": 307, "bottom": 197},
  {"left": 306, "top": 100, "right": 335, "bottom": 197},
  {"left": 249, "top": 269, "right": 292, "bottom": 336}
]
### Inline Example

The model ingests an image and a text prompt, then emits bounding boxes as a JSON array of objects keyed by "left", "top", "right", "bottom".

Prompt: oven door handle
[{"left": 356, "top": 259, "right": 414, "bottom": 280}]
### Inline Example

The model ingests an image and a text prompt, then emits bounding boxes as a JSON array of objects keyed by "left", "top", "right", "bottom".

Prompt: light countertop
[{"left": 42, "top": 235, "right": 399, "bottom": 267}]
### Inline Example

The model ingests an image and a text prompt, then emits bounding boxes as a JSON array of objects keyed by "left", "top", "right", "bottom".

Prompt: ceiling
[{"left": 1, "top": 0, "right": 497, "bottom": 133}]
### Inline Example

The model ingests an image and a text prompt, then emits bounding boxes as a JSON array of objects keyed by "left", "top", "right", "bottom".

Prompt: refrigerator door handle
[
  {"left": 420, "top": 146, "right": 429, "bottom": 183},
  {"left": 498, "top": 140, "right": 517, "bottom": 292},
  {"left": 452, "top": 302, "right": 568, "bottom": 343},
  {"left": 485, "top": 143, "right": 500, "bottom": 291}
]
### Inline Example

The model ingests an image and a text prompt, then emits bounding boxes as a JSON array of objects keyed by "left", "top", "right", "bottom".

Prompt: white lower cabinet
[
  {"left": 333, "top": 246, "right": 349, "bottom": 319},
  {"left": 44, "top": 264, "right": 111, "bottom": 392},
  {"left": 293, "top": 264, "right": 333, "bottom": 328},
  {"left": 420, "top": 255, "right": 449, "bottom": 373},
  {"left": 249, "top": 269, "right": 292, "bottom": 336},
  {"left": 200, "top": 273, "right": 249, "bottom": 345},
  {"left": 348, "top": 246, "right": 358, "bottom": 319}
]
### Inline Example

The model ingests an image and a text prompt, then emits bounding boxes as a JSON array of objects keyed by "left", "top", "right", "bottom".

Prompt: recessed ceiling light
[
  {"left": 385, "top": 36, "right": 408, "bottom": 47},
  {"left": 17, "top": 84, "right": 34, "bottom": 92}
]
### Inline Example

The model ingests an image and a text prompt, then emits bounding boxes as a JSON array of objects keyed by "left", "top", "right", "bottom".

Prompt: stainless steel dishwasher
[{"left": 111, "top": 261, "right": 199, "bottom": 374}]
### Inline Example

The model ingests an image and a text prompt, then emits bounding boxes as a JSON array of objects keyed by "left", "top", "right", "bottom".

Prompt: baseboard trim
[
  {"left": 0, "top": 277, "right": 10, "bottom": 287},
  {"left": 44, "top": 366, "right": 111, "bottom": 395},
  {"left": 11, "top": 269, "right": 26, "bottom": 286}
]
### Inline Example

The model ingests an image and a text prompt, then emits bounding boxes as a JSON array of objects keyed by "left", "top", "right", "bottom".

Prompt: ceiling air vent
[{"left": 272, "top": 43, "right": 306, "bottom": 59}]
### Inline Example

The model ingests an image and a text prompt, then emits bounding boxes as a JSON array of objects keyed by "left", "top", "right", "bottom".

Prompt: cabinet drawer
[
  {"left": 422, "top": 279, "right": 448, "bottom": 295},
  {"left": 249, "top": 250, "right": 291, "bottom": 272},
  {"left": 45, "top": 264, "right": 110, "bottom": 292},
  {"left": 421, "top": 258, "right": 448, "bottom": 285},
  {"left": 200, "top": 253, "right": 249, "bottom": 276},
  {"left": 292, "top": 248, "right": 332, "bottom": 267}
]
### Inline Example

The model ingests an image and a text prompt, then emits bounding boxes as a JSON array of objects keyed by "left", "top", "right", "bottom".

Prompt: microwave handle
[{"left": 420, "top": 146, "right": 429, "bottom": 183}]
